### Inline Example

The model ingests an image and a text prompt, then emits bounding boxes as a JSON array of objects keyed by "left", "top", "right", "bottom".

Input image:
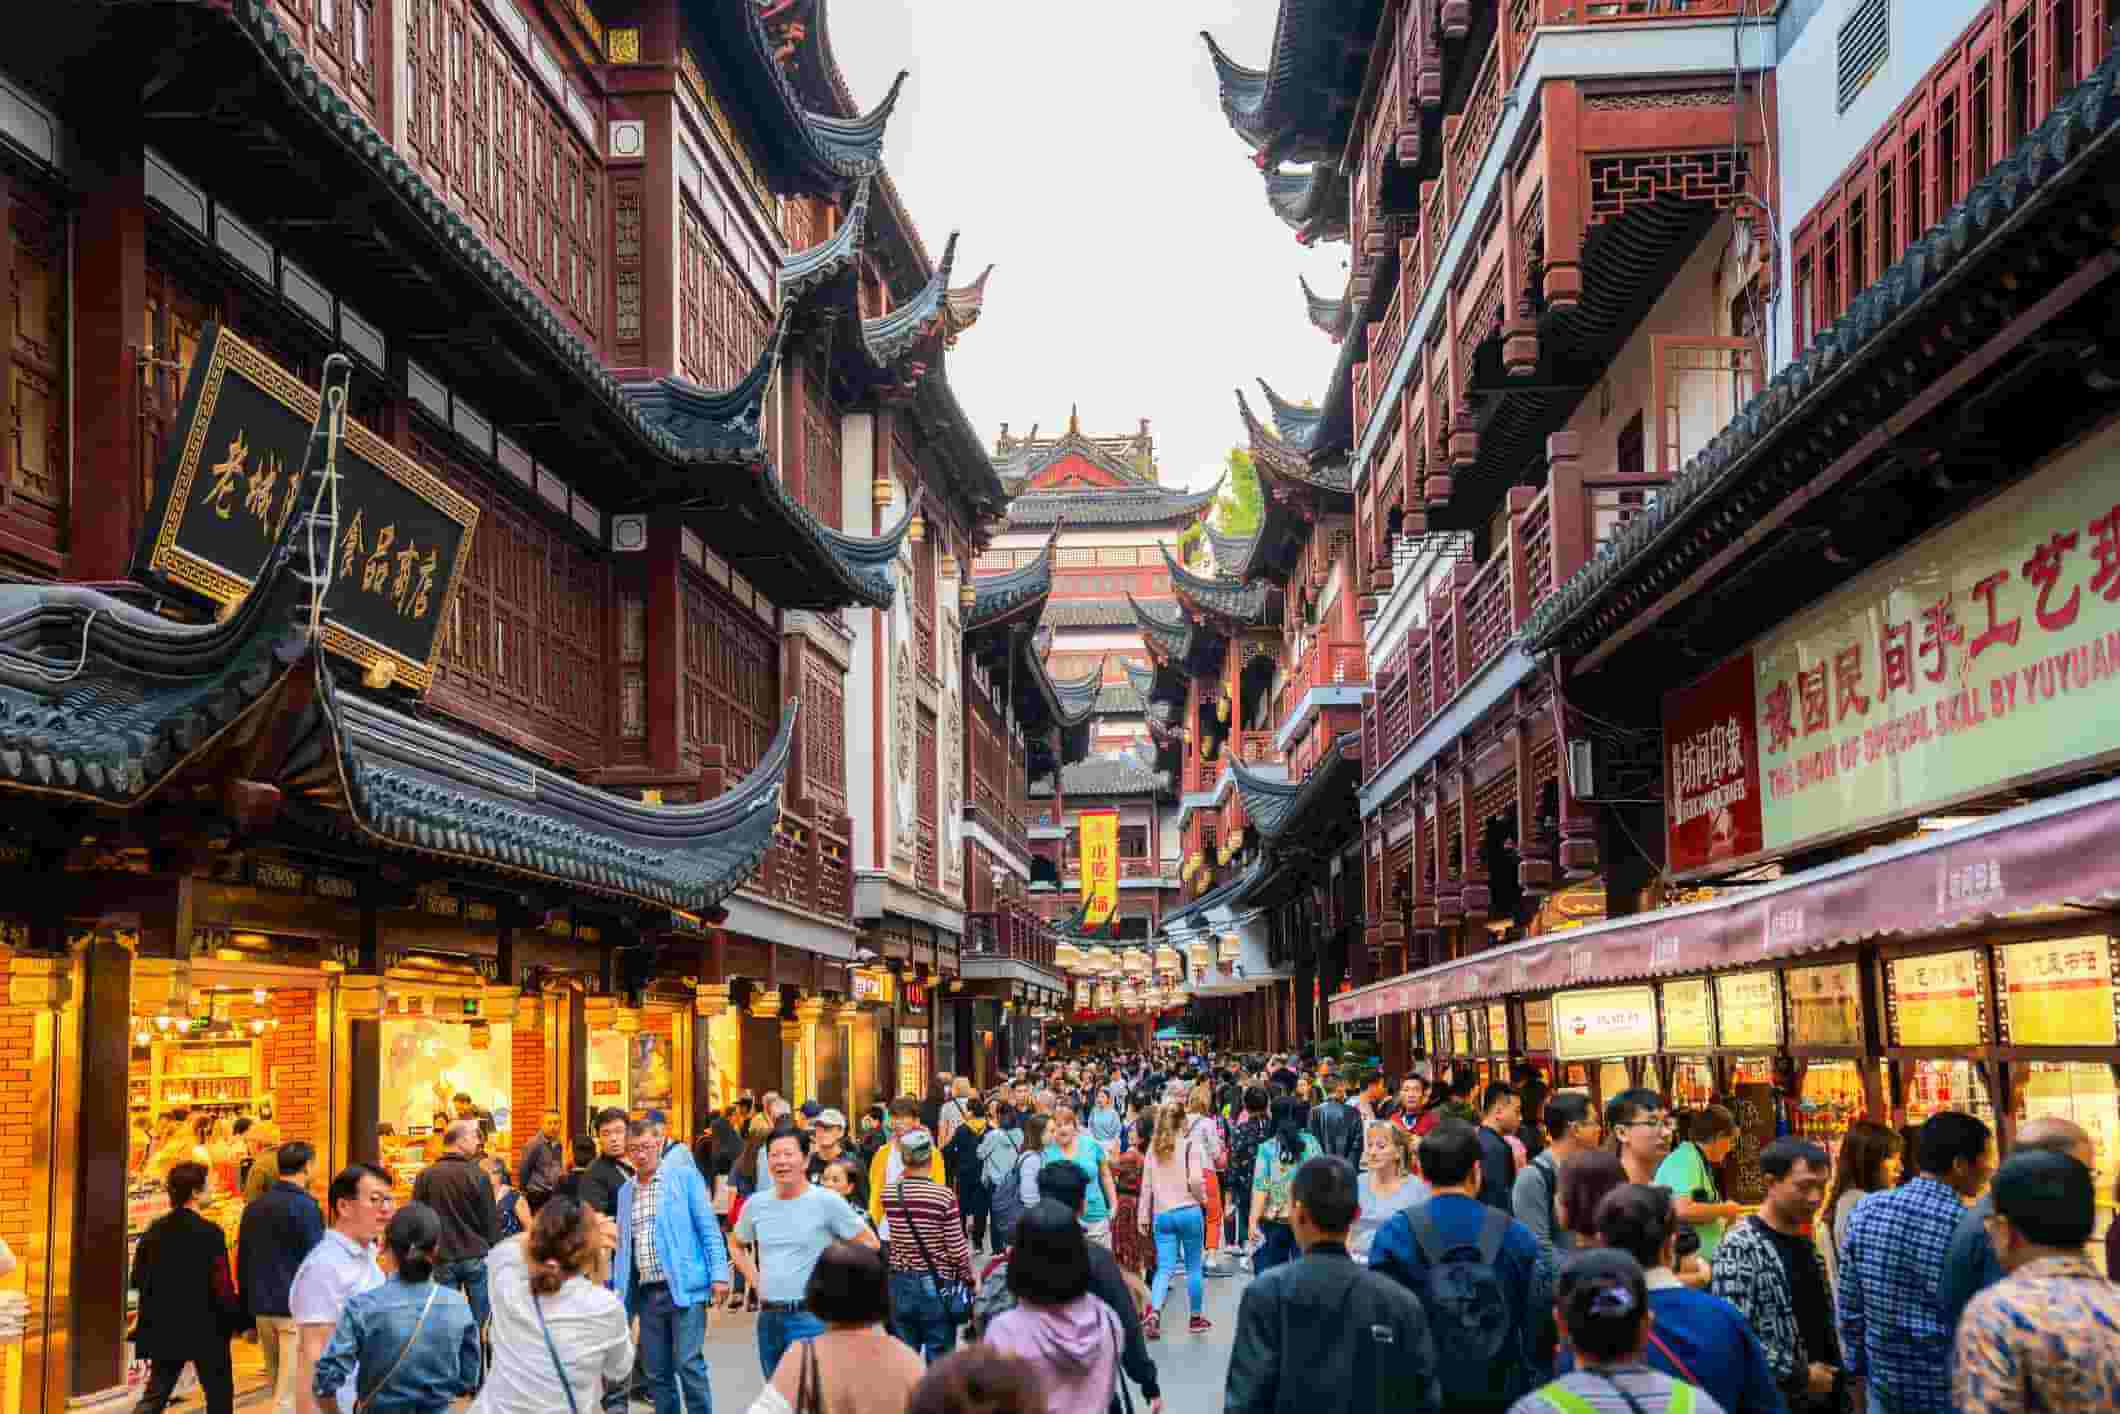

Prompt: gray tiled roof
[
  {"left": 1040, "top": 597, "right": 1173, "bottom": 629},
  {"left": 1006, "top": 483, "right": 1221, "bottom": 528},
  {"left": 1028, "top": 749, "right": 1169, "bottom": 798},
  {"left": 1301, "top": 272, "right": 1351, "bottom": 341}
]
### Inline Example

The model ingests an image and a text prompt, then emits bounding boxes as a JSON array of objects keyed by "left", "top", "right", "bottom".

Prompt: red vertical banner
[{"left": 1663, "top": 651, "right": 1764, "bottom": 875}]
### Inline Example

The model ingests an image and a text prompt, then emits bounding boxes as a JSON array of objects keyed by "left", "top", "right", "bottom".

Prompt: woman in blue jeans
[{"left": 1135, "top": 1104, "right": 1209, "bottom": 1336}]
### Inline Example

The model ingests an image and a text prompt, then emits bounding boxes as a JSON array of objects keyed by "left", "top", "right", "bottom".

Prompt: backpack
[
  {"left": 943, "top": 1123, "right": 984, "bottom": 1190},
  {"left": 1410, "top": 1205, "right": 1517, "bottom": 1404},
  {"left": 988, "top": 1152, "right": 1035, "bottom": 1249}
]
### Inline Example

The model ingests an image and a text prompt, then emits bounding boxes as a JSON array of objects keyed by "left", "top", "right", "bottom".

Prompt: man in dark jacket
[
  {"left": 578, "top": 1105, "right": 635, "bottom": 1218},
  {"left": 132, "top": 1162, "right": 246, "bottom": 1414},
  {"left": 1037, "top": 1161, "right": 1164, "bottom": 1414},
  {"left": 1308, "top": 1077, "right": 1364, "bottom": 1164},
  {"left": 410, "top": 1119, "right": 500, "bottom": 1327},
  {"left": 1226, "top": 1155, "right": 1439, "bottom": 1414},
  {"left": 1475, "top": 1082, "right": 1522, "bottom": 1211},
  {"left": 515, "top": 1108, "right": 567, "bottom": 1207},
  {"left": 236, "top": 1140, "right": 323, "bottom": 1412}
]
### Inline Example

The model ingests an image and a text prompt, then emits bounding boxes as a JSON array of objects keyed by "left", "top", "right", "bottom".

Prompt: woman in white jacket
[{"left": 473, "top": 1196, "right": 632, "bottom": 1414}]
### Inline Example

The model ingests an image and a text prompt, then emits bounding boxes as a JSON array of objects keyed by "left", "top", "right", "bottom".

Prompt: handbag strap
[
  {"left": 532, "top": 1288, "right": 583, "bottom": 1414},
  {"left": 353, "top": 1280, "right": 440, "bottom": 1413},
  {"left": 894, "top": 1182, "right": 950, "bottom": 1287},
  {"left": 1644, "top": 1322, "right": 1703, "bottom": 1389},
  {"left": 796, "top": 1338, "right": 822, "bottom": 1414}
]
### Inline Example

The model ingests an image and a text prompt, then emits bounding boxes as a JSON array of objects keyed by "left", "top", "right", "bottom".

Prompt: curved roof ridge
[
  {"left": 967, "top": 520, "right": 1060, "bottom": 630},
  {"left": 780, "top": 174, "right": 871, "bottom": 297},
  {"left": 945, "top": 263, "right": 995, "bottom": 345},
  {"left": 1299, "top": 271, "right": 1351, "bottom": 341},
  {"left": 1256, "top": 378, "right": 1325, "bottom": 450},
  {"left": 1265, "top": 162, "right": 1348, "bottom": 244},
  {"left": 861, "top": 228, "right": 959, "bottom": 366},
  {"left": 1200, "top": 29, "right": 1271, "bottom": 155}
]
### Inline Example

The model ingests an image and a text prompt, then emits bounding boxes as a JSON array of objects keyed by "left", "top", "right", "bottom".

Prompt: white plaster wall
[{"left": 842, "top": 413, "right": 879, "bottom": 870}]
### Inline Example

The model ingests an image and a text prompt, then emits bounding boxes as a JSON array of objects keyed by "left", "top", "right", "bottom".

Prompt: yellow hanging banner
[{"left": 1079, "top": 809, "right": 1119, "bottom": 931}]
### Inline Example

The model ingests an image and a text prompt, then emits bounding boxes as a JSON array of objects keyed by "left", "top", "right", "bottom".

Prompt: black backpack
[
  {"left": 988, "top": 1149, "right": 1034, "bottom": 1248},
  {"left": 1410, "top": 1205, "right": 1517, "bottom": 1405}
]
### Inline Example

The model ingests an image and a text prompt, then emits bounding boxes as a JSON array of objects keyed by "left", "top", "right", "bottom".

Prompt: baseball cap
[
  {"left": 1992, "top": 1148, "right": 2096, "bottom": 1247},
  {"left": 900, "top": 1128, "right": 935, "bottom": 1160},
  {"left": 817, "top": 1108, "right": 847, "bottom": 1129},
  {"left": 800, "top": 1100, "right": 823, "bottom": 1119}
]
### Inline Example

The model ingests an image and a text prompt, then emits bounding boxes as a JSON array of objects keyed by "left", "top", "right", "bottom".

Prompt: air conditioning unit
[{"left": 1567, "top": 738, "right": 1597, "bottom": 802}]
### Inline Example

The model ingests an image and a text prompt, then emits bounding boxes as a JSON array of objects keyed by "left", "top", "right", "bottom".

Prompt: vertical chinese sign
[
  {"left": 132, "top": 324, "right": 479, "bottom": 691},
  {"left": 1079, "top": 809, "right": 1119, "bottom": 932}
]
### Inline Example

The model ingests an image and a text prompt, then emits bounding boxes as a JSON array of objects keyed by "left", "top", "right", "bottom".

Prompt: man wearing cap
[
  {"left": 1951, "top": 1148, "right": 2120, "bottom": 1413},
  {"left": 806, "top": 1108, "right": 853, "bottom": 1186}
]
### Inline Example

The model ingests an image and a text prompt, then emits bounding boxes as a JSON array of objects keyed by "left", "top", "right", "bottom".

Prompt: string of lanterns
[{"left": 1052, "top": 938, "right": 1188, "bottom": 1013}]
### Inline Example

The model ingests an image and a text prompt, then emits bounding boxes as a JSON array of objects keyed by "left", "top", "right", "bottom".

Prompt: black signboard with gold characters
[{"left": 134, "top": 324, "right": 479, "bottom": 692}]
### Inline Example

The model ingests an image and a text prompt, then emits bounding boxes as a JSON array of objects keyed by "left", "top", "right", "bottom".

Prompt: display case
[{"left": 1792, "top": 1058, "right": 1878, "bottom": 1166}]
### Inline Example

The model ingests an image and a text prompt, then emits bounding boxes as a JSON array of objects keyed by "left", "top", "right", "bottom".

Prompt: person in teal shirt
[
  {"left": 1044, "top": 1103, "right": 1118, "bottom": 1246},
  {"left": 1655, "top": 1105, "right": 1744, "bottom": 1263}
]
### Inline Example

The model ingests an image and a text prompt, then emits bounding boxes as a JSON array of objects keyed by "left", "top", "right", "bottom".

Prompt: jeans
[
  {"left": 637, "top": 1281, "right": 713, "bottom": 1414},
  {"left": 133, "top": 1344, "right": 234, "bottom": 1414},
  {"left": 756, "top": 1309, "right": 825, "bottom": 1380},
  {"left": 888, "top": 1272, "right": 959, "bottom": 1364},
  {"left": 435, "top": 1255, "right": 491, "bottom": 1327},
  {"left": 1150, "top": 1204, "right": 1205, "bottom": 1316},
  {"left": 1254, "top": 1220, "right": 1299, "bottom": 1276}
]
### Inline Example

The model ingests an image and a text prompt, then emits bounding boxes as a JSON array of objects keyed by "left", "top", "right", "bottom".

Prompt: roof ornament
[{"left": 1068, "top": 403, "right": 1081, "bottom": 437}]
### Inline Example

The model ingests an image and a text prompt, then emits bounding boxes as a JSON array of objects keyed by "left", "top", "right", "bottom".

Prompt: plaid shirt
[
  {"left": 1836, "top": 1176, "right": 1965, "bottom": 1414},
  {"left": 630, "top": 1164, "right": 666, "bottom": 1285}
]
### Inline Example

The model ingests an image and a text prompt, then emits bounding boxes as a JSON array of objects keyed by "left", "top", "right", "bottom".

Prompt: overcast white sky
[{"left": 824, "top": 1, "right": 1349, "bottom": 493}]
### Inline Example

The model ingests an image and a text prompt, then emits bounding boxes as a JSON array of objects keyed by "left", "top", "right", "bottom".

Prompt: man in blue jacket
[
  {"left": 614, "top": 1117, "right": 731, "bottom": 1414},
  {"left": 1370, "top": 1120, "right": 1550, "bottom": 1414}
]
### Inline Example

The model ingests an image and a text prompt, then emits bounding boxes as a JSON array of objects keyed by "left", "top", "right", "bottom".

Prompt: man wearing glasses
[
  {"left": 1605, "top": 1088, "right": 1675, "bottom": 1187},
  {"left": 614, "top": 1118, "right": 730, "bottom": 1414},
  {"left": 289, "top": 1164, "right": 392, "bottom": 1414}
]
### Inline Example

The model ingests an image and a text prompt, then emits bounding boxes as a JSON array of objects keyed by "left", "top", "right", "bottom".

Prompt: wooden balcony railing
[
  {"left": 1233, "top": 730, "right": 1278, "bottom": 766},
  {"left": 965, "top": 911, "right": 1062, "bottom": 976},
  {"left": 1461, "top": 549, "right": 1512, "bottom": 675},
  {"left": 751, "top": 811, "right": 853, "bottom": 920},
  {"left": 1274, "top": 637, "right": 1370, "bottom": 731}
]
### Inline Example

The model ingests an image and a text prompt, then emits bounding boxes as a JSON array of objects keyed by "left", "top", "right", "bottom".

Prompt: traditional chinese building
[{"left": 0, "top": 2, "right": 1018, "bottom": 1405}]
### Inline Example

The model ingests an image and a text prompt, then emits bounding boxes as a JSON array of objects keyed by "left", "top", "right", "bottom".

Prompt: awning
[{"left": 1329, "top": 775, "right": 2120, "bottom": 1022}]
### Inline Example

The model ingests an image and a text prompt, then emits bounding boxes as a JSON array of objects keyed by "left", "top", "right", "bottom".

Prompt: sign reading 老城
[{"left": 135, "top": 324, "right": 479, "bottom": 692}]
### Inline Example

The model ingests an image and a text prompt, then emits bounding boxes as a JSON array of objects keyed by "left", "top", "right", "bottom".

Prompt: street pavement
[{"left": 678, "top": 1261, "right": 1249, "bottom": 1412}]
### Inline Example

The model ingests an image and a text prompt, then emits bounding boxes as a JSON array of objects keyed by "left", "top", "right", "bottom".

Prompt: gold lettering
[
  {"left": 276, "top": 468, "right": 304, "bottom": 536},
  {"left": 244, "top": 457, "right": 279, "bottom": 527},
  {"left": 408, "top": 548, "right": 439, "bottom": 620},
  {"left": 362, "top": 524, "right": 397, "bottom": 594},
  {"left": 391, "top": 540, "right": 421, "bottom": 614},
  {"left": 339, "top": 509, "right": 366, "bottom": 578},
  {"left": 199, "top": 434, "right": 248, "bottom": 519}
]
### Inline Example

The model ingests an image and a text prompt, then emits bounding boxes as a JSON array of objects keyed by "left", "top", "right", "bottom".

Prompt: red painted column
[
  {"left": 70, "top": 130, "right": 145, "bottom": 580},
  {"left": 645, "top": 521, "right": 684, "bottom": 776}
]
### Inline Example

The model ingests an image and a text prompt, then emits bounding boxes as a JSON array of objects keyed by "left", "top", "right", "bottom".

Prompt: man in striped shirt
[{"left": 881, "top": 1129, "right": 974, "bottom": 1364}]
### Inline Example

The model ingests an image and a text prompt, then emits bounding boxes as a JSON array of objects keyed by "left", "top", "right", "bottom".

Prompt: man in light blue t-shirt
[{"left": 732, "top": 1127, "right": 877, "bottom": 1377}]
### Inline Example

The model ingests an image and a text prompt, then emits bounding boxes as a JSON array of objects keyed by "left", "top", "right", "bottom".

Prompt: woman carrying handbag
[
  {"left": 1136, "top": 1104, "right": 1208, "bottom": 1337},
  {"left": 743, "top": 1243, "right": 926, "bottom": 1414},
  {"left": 312, "top": 1203, "right": 480, "bottom": 1414},
  {"left": 473, "top": 1196, "right": 632, "bottom": 1414}
]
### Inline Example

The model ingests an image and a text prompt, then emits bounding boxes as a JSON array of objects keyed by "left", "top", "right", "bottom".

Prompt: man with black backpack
[
  {"left": 1513, "top": 1093, "right": 1602, "bottom": 1268},
  {"left": 1371, "top": 1120, "right": 1551, "bottom": 1414}
]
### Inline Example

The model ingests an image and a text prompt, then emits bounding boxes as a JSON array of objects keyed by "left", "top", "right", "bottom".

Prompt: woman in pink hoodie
[{"left": 983, "top": 1204, "right": 1122, "bottom": 1414}]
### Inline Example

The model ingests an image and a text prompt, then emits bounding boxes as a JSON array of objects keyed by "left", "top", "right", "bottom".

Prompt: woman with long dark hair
[
  {"left": 1822, "top": 1119, "right": 1902, "bottom": 1291},
  {"left": 984, "top": 1204, "right": 1123, "bottom": 1414},
  {"left": 475, "top": 1195, "right": 631, "bottom": 1412},
  {"left": 313, "top": 1202, "right": 481, "bottom": 1413},
  {"left": 1246, "top": 1095, "right": 1323, "bottom": 1276}
]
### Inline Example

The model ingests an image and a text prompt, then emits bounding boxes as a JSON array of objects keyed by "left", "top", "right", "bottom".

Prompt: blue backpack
[{"left": 988, "top": 1151, "right": 1035, "bottom": 1249}]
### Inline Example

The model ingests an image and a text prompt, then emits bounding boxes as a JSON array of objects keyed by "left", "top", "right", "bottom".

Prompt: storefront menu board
[
  {"left": 1468, "top": 1007, "right": 1489, "bottom": 1056},
  {"left": 1787, "top": 962, "right": 1866, "bottom": 1047},
  {"left": 1488, "top": 1001, "right": 1510, "bottom": 1055},
  {"left": 1661, "top": 979, "right": 1714, "bottom": 1051},
  {"left": 1715, "top": 971, "right": 1784, "bottom": 1050},
  {"left": 1522, "top": 998, "right": 1553, "bottom": 1054},
  {"left": 1552, "top": 986, "right": 1659, "bottom": 1061},
  {"left": 1886, "top": 950, "right": 1987, "bottom": 1048},
  {"left": 1450, "top": 1010, "right": 1470, "bottom": 1057},
  {"left": 1997, "top": 936, "right": 2120, "bottom": 1047}
]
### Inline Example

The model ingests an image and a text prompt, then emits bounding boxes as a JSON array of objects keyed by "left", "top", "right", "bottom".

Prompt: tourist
[
  {"left": 1513, "top": 1065, "right": 1552, "bottom": 1165},
  {"left": 481, "top": 1153, "right": 530, "bottom": 1239},
  {"left": 1711, "top": 1138, "right": 1844, "bottom": 1413},
  {"left": 983, "top": 1203, "right": 1124, "bottom": 1414},
  {"left": 882, "top": 1127, "right": 974, "bottom": 1362},
  {"left": 1043, "top": 1103, "right": 1118, "bottom": 1247},
  {"left": 244, "top": 1121, "right": 287, "bottom": 1205},
  {"left": 939, "top": 1076, "right": 976, "bottom": 1150},
  {"left": 1936, "top": 1115, "right": 2092, "bottom": 1332},
  {"left": 130, "top": 1162, "right": 245, "bottom": 1414},
  {"left": 311, "top": 1202, "right": 480, "bottom": 1413},
  {"left": 974, "top": 1100, "right": 1024, "bottom": 1251},
  {"left": 556, "top": 1134, "right": 596, "bottom": 1205},
  {"left": 1819, "top": 1120, "right": 1900, "bottom": 1292},
  {"left": 1656, "top": 1105, "right": 1743, "bottom": 1264},
  {"left": 577, "top": 1107, "right": 634, "bottom": 1220},
  {"left": 1951, "top": 1148, "right": 2120, "bottom": 1412},
  {"left": 1307, "top": 1075, "right": 1363, "bottom": 1164},
  {"left": 731, "top": 1126, "right": 877, "bottom": 1377},
  {"left": 1370, "top": 1120, "right": 1549, "bottom": 1414},
  {"left": 1087, "top": 1088, "right": 1124, "bottom": 1146},
  {"left": 1514, "top": 1093, "right": 1599, "bottom": 1268},
  {"left": 1227, "top": 1154, "right": 1437, "bottom": 1414},
  {"left": 1137, "top": 1102, "right": 1207, "bottom": 1337},
  {"left": 474, "top": 1195, "right": 631, "bottom": 1413},
  {"left": 866, "top": 1099, "right": 946, "bottom": 1239},
  {"left": 1248, "top": 1095, "right": 1324, "bottom": 1276},
  {"left": 907, "top": 1347, "right": 1045, "bottom": 1414},
  {"left": 1586, "top": 1184, "right": 1781, "bottom": 1414},
  {"left": 1475, "top": 1083, "right": 1524, "bottom": 1212},
  {"left": 1226, "top": 1085, "right": 1271, "bottom": 1252},
  {"left": 1028, "top": 1160, "right": 1164, "bottom": 1414},
  {"left": 806, "top": 1107, "right": 854, "bottom": 1184},
  {"left": 1393, "top": 1075, "right": 1429, "bottom": 1134},
  {"left": 1511, "top": 1250, "right": 1724, "bottom": 1414},
  {"left": 411, "top": 1118, "right": 500, "bottom": 1330},
  {"left": 1607, "top": 1088, "right": 1673, "bottom": 1188},
  {"left": 612, "top": 1118, "right": 732, "bottom": 1414},
  {"left": 745, "top": 1242, "right": 926, "bottom": 1414},
  {"left": 1835, "top": 1110, "right": 1993, "bottom": 1414},
  {"left": 1108, "top": 1113, "right": 1152, "bottom": 1283},
  {"left": 516, "top": 1110, "right": 567, "bottom": 1211},
  {"left": 239, "top": 1140, "right": 324, "bottom": 1414},
  {"left": 941, "top": 1098, "right": 992, "bottom": 1247},
  {"left": 1349, "top": 1120, "right": 1428, "bottom": 1261},
  {"left": 291, "top": 1164, "right": 392, "bottom": 1414}
]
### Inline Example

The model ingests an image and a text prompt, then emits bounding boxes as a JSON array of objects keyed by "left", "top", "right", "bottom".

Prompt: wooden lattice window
[
  {"left": 618, "top": 591, "right": 646, "bottom": 743},
  {"left": 681, "top": 573, "right": 778, "bottom": 777},
  {"left": 802, "top": 654, "right": 847, "bottom": 818},
  {"left": 678, "top": 201, "right": 770, "bottom": 390},
  {"left": 917, "top": 708, "right": 938, "bottom": 888},
  {"left": 802, "top": 371, "right": 840, "bottom": 531},
  {"left": 6, "top": 180, "right": 67, "bottom": 563}
]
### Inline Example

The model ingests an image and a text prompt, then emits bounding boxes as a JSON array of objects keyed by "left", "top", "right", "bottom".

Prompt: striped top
[{"left": 881, "top": 1176, "right": 973, "bottom": 1282}]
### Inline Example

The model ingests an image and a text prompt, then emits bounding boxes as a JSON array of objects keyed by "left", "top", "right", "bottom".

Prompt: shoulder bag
[
  {"left": 531, "top": 1288, "right": 582, "bottom": 1414},
  {"left": 895, "top": 1182, "right": 975, "bottom": 1325},
  {"left": 795, "top": 1337, "right": 825, "bottom": 1414},
  {"left": 352, "top": 1282, "right": 440, "bottom": 1414}
]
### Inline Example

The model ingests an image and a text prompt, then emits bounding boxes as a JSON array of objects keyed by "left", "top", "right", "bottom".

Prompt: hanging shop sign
[
  {"left": 134, "top": 325, "right": 479, "bottom": 692},
  {"left": 1487, "top": 1001, "right": 1509, "bottom": 1055},
  {"left": 1078, "top": 809, "right": 1119, "bottom": 931},
  {"left": 851, "top": 969, "right": 893, "bottom": 1005},
  {"left": 1996, "top": 935, "right": 2119, "bottom": 1047},
  {"left": 1714, "top": 971, "right": 1783, "bottom": 1050},
  {"left": 1449, "top": 1009, "right": 1470, "bottom": 1056},
  {"left": 1885, "top": 949, "right": 1987, "bottom": 1048},
  {"left": 1660, "top": 979, "right": 1713, "bottom": 1051},
  {"left": 1786, "top": 962, "right": 1865, "bottom": 1047},
  {"left": 1552, "top": 986, "right": 1658, "bottom": 1061},
  {"left": 1521, "top": 998, "right": 1553, "bottom": 1054},
  {"left": 1663, "top": 425, "right": 2120, "bottom": 877}
]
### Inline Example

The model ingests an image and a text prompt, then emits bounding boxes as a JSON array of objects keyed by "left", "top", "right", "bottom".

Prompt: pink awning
[{"left": 1328, "top": 777, "right": 2120, "bottom": 1024}]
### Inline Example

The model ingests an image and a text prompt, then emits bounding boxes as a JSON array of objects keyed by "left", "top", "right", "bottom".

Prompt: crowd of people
[{"left": 122, "top": 1047, "right": 2120, "bottom": 1414}]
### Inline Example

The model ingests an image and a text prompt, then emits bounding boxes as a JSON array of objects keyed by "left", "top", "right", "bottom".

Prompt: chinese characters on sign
[
  {"left": 1662, "top": 427, "right": 2120, "bottom": 875},
  {"left": 1552, "top": 986, "right": 1659, "bottom": 1060},
  {"left": 1077, "top": 810, "right": 1119, "bottom": 931},
  {"left": 1887, "top": 950, "right": 1985, "bottom": 1048},
  {"left": 1714, "top": 971, "right": 1783, "bottom": 1050},
  {"left": 1660, "top": 979, "right": 1713, "bottom": 1051},
  {"left": 135, "top": 325, "right": 479, "bottom": 691},
  {"left": 1998, "top": 937, "right": 2118, "bottom": 1047},
  {"left": 1786, "top": 963, "right": 1864, "bottom": 1047}
]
